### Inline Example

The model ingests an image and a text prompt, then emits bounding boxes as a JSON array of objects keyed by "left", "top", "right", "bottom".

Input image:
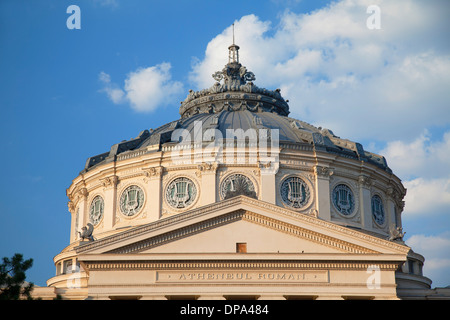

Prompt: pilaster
[
  {"left": 314, "top": 166, "right": 333, "bottom": 221},
  {"left": 196, "top": 162, "right": 219, "bottom": 205},
  {"left": 358, "top": 175, "right": 374, "bottom": 230},
  {"left": 259, "top": 161, "right": 279, "bottom": 204},
  {"left": 68, "top": 200, "right": 76, "bottom": 243},
  {"left": 100, "top": 175, "right": 119, "bottom": 230},
  {"left": 73, "top": 187, "right": 89, "bottom": 243},
  {"left": 142, "top": 166, "right": 163, "bottom": 222}
]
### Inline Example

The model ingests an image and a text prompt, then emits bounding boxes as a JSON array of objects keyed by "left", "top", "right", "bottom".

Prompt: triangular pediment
[{"left": 76, "top": 196, "right": 410, "bottom": 258}]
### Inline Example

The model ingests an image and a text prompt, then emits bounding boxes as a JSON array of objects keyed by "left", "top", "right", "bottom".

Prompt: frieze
[
  {"left": 156, "top": 270, "right": 329, "bottom": 283},
  {"left": 83, "top": 261, "right": 401, "bottom": 272}
]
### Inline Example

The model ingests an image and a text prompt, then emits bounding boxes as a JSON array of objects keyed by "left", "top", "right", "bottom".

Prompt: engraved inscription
[{"left": 156, "top": 271, "right": 328, "bottom": 283}]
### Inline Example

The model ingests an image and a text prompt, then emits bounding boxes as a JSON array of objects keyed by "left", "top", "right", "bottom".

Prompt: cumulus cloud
[
  {"left": 403, "top": 178, "right": 450, "bottom": 217},
  {"left": 378, "top": 131, "right": 450, "bottom": 220},
  {"left": 381, "top": 131, "right": 450, "bottom": 180},
  {"left": 406, "top": 233, "right": 450, "bottom": 287},
  {"left": 99, "top": 63, "right": 184, "bottom": 112},
  {"left": 189, "top": 0, "right": 450, "bottom": 141},
  {"left": 98, "top": 71, "right": 125, "bottom": 104}
]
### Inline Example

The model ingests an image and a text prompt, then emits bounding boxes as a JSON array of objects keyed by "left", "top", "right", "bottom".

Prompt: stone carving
[
  {"left": 179, "top": 41, "right": 289, "bottom": 119},
  {"left": 78, "top": 223, "right": 95, "bottom": 242},
  {"left": 221, "top": 174, "right": 257, "bottom": 200},
  {"left": 280, "top": 176, "right": 310, "bottom": 209},
  {"left": 100, "top": 175, "right": 118, "bottom": 188},
  {"left": 142, "top": 166, "right": 163, "bottom": 178},
  {"left": 332, "top": 184, "right": 355, "bottom": 216},
  {"left": 165, "top": 177, "right": 197, "bottom": 209},
  {"left": 314, "top": 166, "right": 334, "bottom": 179},
  {"left": 388, "top": 225, "right": 406, "bottom": 242},
  {"left": 67, "top": 201, "right": 75, "bottom": 213},
  {"left": 358, "top": 175, "right": 374, "bottom": 188},
  {"left": 89, "top": 195, "right": 104, "bottom": 226},
  {"left": 371, "top": 195, "right": 385, "bottom": 225},
  {"left": 120, "top": 185, "right": 145, "bottom": 217},
  {"left": 195, "top": 162, "right": 218, "bottom": 177}
]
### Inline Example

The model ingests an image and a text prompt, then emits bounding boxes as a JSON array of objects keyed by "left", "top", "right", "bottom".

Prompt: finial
[
  {"left": 228, "top": 23, "right": 239, "bottom": 64},
  {"left": 232, "top": 23, "right": 235, "bottom": 45}
]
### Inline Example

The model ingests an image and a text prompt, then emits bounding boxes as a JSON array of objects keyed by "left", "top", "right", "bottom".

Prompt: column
[
  {"left": 358, "top": 175, "right": 373, "bottom": 230},
  {"left": 68, "top": 201, "right": 76, "bottom": 243},
  {"left": 259, "top": 161, "right": 279, "bottom": 204},
  {"left": 142, "top": 166, "right": 163, "bottom": 222},
  {"left": 100, "top": 175, "right": 119, "bottom": 230},
  {"left": 76, "top": 187, "right": 89, "bottom": 234},
  {"left": 314, "top": 166, "right": 333, "bottom": 220},
  {"left": 197, "top": 162, "right": 218, "bottom": 206},
  {"left": 386, "top": 186, "right": 399, "bottom": 228}
]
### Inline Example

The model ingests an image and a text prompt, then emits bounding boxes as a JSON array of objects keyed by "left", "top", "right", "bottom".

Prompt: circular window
[
  {"left": 371, "top": 195, "right": 385, "bottom": 225},
  {"left": 332, "top": 184, "right": 355, "bottom": 216},
  {"left": 220, "top": 174, "right": 256, "bottom": 199},
  {"left": 120, "top": 185, "right": 145, "bottom": 216},
  {"left": 280, "top": 176, "right": 310, "bottom": 209},
  {"left": 165, "top": 177, "right": 197, "bottom": 209},
  {"left": 89, "top": 195, "right": 104, "bottom": 226}
]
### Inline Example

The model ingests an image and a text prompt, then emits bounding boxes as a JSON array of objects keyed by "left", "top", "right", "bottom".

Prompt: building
[{"left": 37, "top": 41, "right": 449, "bottom": 300}]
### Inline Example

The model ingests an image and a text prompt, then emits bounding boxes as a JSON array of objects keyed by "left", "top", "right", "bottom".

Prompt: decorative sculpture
[
  {"left": 388, "top": 225, "right": 406, "bottom": 242},
  {"left": 223, "top": 175, "right": 257, "bottom": 200},
  {"left": 78, "top": 223, "right": 95, "bottom": 242}
]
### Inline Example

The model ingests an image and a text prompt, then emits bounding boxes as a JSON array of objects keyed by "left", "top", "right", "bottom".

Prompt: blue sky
[{"left": 1, "top": 0, "right": 449, "bottom": 288}]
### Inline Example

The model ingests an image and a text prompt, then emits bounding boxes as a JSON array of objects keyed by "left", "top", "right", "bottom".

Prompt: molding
[{"left": 82, "top": 260, "right": 401, "bottom": 272}]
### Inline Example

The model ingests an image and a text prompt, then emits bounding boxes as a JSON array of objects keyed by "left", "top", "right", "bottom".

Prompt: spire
[
  {"left": 228, "top": 23, "right": 239, "bottom": 64},
  {"left": 211, "top": 23, "right": 255, "bottom": 86}
]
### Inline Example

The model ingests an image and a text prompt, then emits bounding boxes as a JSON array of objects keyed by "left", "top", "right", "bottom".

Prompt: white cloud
[
  {"left": 98, "top": 71, "right": 125, "bottom": 104},
  {"left": 403, "top": 178, "right": 450, "bottom": 216},
  {"left": 379, "top": 131, "right": 450, "bottom": 217},
  {"left": 189, "top": 0, "right": 450, "bottom": 142},
  {"left": 99, "top": 63, "right": 184, "bottom": 112},
  {"left": 406, "top": 233, "right": 450, "bottom": 287},
  {"left": 380, "top": 131, "right": 450, "bottom": 180}
]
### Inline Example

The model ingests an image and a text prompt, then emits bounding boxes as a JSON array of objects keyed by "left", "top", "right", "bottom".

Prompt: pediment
[{"left": 76, "top": 196, "right": 410, "bottom": 257}]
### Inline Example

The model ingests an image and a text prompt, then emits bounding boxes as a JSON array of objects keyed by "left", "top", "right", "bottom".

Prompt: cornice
[{"left": 82, "top": 259, "right": 401, "bottom": 272}]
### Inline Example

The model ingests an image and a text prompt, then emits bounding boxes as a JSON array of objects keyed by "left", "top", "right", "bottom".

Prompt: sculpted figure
[{"left": 78, "top": 223, "right": 95, "bottom": 241}]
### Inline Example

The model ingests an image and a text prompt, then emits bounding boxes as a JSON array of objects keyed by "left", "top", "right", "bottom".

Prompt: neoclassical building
[{"left": 36, "top": 41, "right": 449, "bottom": 300}]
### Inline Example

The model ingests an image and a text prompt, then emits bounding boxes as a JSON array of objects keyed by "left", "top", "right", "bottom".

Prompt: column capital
[
  {"left": 358, "top": 175, "right": 374, "bottom": 189},
  {"left": 195, "top": 162, "right": 219, "bottom": 177},
  {"left": 142, "top": 166, "right": 163, "bottom": 180},
  {"left": 100, "top": 175, "right": 119, "bottom": 189},
  {"left": 314, "top": 165, "right": 334, "bottom": 179}
]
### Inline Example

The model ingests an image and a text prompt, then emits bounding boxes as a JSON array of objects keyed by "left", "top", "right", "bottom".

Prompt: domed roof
[{"left": 83, "top": 42, "right": 391, "bottom": 174}]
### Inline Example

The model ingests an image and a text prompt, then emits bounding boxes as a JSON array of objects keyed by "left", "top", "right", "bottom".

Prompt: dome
[
  {"left": 71, "top": 40, "right": 406, "bottom": 239},
  {"left": 83, "top": 47, "right": 390, "bottom": 174}
]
